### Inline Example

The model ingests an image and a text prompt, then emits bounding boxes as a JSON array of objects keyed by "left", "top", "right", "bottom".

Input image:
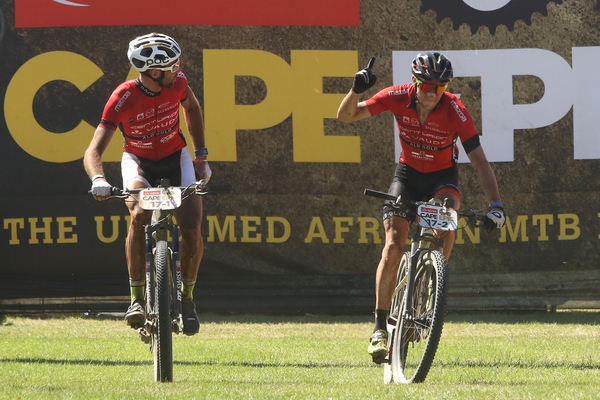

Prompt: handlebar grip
[
  {"left": 483, "top": 216, "right": 496, "bottom": 232},
  {"left": 364, "top": 189, "right": 397, "bottom": 201},
  {"left": 111, "top": 187, "right": 125, "bottom": 196}
]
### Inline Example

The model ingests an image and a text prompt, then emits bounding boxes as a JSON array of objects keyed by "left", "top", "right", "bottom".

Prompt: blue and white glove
[
  {"left": 91, "top": 177, "right": 112, "bottom": 198},
  {"left": 486, "top": 206, "right": 505, "bottom": 231}
]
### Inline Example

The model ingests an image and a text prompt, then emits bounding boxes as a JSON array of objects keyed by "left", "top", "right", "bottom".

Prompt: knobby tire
[
  {"left": 383, "top": 251, "right": 410, "bottom": 384},
  {"left": 153, "top": 240, "right": 174, "bottom": 382},
  {"left": 392, "top": 249, "right": 449, "bottom": 384}
]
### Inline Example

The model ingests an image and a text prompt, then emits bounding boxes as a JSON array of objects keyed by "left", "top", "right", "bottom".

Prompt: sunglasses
[
  {"left": 157, "top": 61, "right": 181, "bottom": 73},
  {"left": 415, "top": 78, "right": 448, "bottom": 95}
]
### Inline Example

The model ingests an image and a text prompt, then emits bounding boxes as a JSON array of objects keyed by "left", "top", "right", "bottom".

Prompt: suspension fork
[
  {"left": 170, "top": 224, "right": 182, "bottom": 318},
  {"left": 402, "top": 236, "right": 421, "bottom": 321},
  {"left": 145, "top": 223, "right": 156, "bottom": 316}
]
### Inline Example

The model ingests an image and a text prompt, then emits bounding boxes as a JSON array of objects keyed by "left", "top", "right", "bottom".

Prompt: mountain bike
[
  {"left": 109, "top": 179, "right": 207, "bottom": 382},
  {"left": 364, "top": 189, "right": 493, "bottom": 384}
]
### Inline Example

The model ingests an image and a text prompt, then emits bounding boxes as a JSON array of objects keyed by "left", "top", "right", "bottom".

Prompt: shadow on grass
[
  {"left": 0, "top": 358, "right": 367, "bottom": 369},
  {"left": 445, "top": 311, "right": 600, "bottom": 325},
  {"left": 82, "top": 312, "right": 372, "bottom": 325},
  {"left": 9, "top": 311, "right": 600, "bottom": 325},
  {"left": 437, "top": 358, "right": 600, "bottom": 370}
]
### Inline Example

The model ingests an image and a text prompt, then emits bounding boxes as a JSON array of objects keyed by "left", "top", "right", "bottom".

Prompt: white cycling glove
[
  {"left": 91, "top": 178, "right": 112, "bottom": 197},
  {"left": 487, "top": 207, "right": 505, "bottom": 229},
  {"left": 194, "top": 159, "right": 212, "bottom": 185}
]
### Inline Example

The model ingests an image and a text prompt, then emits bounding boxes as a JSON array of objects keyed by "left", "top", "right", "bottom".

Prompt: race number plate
[
  {"left": 139, "top": 187, "right": 182, "bottom": 210},
  {"left": 416, "top": 204, "right": 458, "bottom": 231}
]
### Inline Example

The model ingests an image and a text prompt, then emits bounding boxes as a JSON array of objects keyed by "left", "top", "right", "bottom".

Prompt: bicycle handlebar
[{"left": 364, "top": 188, "right": 496, "bottom": 230}]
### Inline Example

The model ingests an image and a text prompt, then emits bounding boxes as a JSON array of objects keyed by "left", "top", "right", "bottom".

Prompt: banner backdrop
[{"left": 2, "top": 0, "right": 600, "bottom": 311}]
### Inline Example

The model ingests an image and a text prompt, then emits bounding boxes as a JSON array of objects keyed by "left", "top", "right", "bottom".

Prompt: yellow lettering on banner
[
  {"left": 333, "top": 217, "right": 353, "bottom": 243},
  {"left": 204, "top": 50, "right": 292, "bottom": 161},
  {"left": 357, "top": 217, "right": 381, "bottom": 244},
  {"left": 290, "top": 50, "right": 360, "bottom": 162},
  {"left": 56, "top": 217, "right": 78, "bottom": 243},
  {"left": 499, "top": 215, "right": 529, "bottom": 243},
  {"left": 4, "top": 218, "right": 25, "bottom": 245},
  {"left": 95, "top": 216, "right": 121, "bottom": 243},
  {"left": 266, "top": 216, "right": 290, "bottom": 243},
  {"left": 241, "top": 216, "right": 262, "bottom": 242},
  {"left": 28, "top": 217, "right": 53, "bottom": 244},
  {"left": 558, "top": 214, "right": 580, "bottom": 240},
  {"left": 4, "top": 52, "right": 122, "bottom": 162},
  {"left": 206, "top": 215, "right": 237, "bottom": 242},
  {"left": 532, "top": 214, "right": 554, "bottom": 241},
  {"left": 203, "top": 49, "right": 359, "bottom": 162},
  {"left": 304, "top": 217, "right": 330, "bottom": 243},
  {"left": 454, "top": 217, "right": 480, "bottom": 244}
]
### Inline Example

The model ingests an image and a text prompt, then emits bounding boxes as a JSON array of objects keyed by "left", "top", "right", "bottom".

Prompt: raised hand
[{"left": 352, "top": 57, "right": 377, "bottom": 94}]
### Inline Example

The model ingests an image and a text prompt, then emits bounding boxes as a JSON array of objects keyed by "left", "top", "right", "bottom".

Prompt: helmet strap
[{"left": 143, "top": 70, "right": 166, "bottom": 85}]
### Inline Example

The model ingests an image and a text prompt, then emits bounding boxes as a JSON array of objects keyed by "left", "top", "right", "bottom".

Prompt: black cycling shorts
[{"left": 382, "top": 163, "right": 460, "bottom": 222}]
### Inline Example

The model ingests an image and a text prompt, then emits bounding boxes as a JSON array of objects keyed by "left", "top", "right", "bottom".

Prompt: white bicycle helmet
[{"left": 127, "top": 33, "right": 181, "bottom": 72}]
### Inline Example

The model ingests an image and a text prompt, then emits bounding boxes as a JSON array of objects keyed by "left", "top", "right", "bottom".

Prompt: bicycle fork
[{"left": 141, "top": 221, "right": 183, "bottom": 341}]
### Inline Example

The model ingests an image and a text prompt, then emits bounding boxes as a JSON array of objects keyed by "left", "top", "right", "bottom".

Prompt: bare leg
[
  {"left": 175, "top": 194, "right": 204, "bottom": 285},
  {"left": 375, "top": 216, "right": 410, "bottom": 311},
  {"left": 125, "top": 181, "right": 152, "bottom": 280}
]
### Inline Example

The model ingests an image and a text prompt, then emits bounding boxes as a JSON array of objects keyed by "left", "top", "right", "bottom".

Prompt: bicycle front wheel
[
  {"left": 383, "top": 251, "right": 410, "bottom": 384},
  {"left": 153, "top": 240, "right": 173, "bottom": 382},
  {"left": 392, "top": 249, "right": 449, "bottom": 384}
]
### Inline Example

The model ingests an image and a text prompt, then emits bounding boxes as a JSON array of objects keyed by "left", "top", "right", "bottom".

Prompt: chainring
[{"left": 416, "top": 0, "right": 564, "bottom": 34}]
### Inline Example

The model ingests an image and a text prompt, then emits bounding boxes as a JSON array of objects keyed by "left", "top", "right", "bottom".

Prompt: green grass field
[{"left": 1, "top": 312, "right": 599, "bottom": 399}]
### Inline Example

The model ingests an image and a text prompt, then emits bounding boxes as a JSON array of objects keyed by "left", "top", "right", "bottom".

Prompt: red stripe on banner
[{"left": 15, "top": 0, "right": 360, "bottom": 28}]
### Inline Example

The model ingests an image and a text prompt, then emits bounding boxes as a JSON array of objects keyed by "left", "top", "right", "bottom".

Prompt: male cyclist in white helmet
[{"left": 84, "top": 33, "right": 211, "bottom": 335}]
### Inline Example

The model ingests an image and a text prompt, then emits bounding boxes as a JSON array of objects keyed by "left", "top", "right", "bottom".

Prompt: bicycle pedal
[
  {"left": 138, "top": 328, "right": 151, "bottom": 344},
  {"left": 172, "top": 320, "right": 181, "bottom": 334},
  {"left": 372, "top": 355, "right": 389, "bottom": 365}
]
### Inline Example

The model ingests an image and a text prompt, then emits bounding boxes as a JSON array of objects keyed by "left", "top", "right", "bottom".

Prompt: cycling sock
[
  {"left": 374, "top": 309, "right": 388, "bottom": 332},
  {"left": 182, "top": 280, "right": 196, "bottom": 301},
  {"left": 129, "top": 279, "right": 145, "bottom": 305}
]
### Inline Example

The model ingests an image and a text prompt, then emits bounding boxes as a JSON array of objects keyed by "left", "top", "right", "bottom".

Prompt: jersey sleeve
[
  {"left": 364, "top": 84, "right": 412, "bottom": 117},
  {"left": 449, "top": 96, "right": 480, "bottom": 153},
  {"left": 98, "top": 87, "right": 126, "bottom": 131},
  {"left": 176, "top": 72, "right": 189, "bottom": 103}
]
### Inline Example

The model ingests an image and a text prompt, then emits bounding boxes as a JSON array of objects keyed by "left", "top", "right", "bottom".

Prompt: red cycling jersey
[
  {"left": 99, "top": 72, "right": 189, "bottom": 161},
  {"left": 365, "top": 83, "right": 480, "bottom": 173}
]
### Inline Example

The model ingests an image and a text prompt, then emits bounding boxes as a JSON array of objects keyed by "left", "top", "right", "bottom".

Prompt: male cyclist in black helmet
[
  {"left": 84, "top": 33, "right": 211, "bottom": 336},
  {"left": 337, "top": 52, "right": 505, "bottom": 363}
]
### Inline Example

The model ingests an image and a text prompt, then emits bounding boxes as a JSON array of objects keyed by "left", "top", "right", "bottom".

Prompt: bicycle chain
[{"left": 414, "top": 0, "right": 565, "bottom": 34}]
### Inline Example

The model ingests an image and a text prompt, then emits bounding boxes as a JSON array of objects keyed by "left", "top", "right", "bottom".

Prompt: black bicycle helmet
[{"left": 411, "top": 52, "right": 453, "bottom": 84}]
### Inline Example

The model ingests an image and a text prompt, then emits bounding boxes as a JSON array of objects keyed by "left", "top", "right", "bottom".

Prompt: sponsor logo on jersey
[
  {"left": 388, "top": 88, "right": 410, "bottom": 96},
  {"left": 114, "top": 91, "right": 130, "bottom": 112},
  {"left": 450, "top": 100, "right": 467, "bottom": 122},
  {"left": 160, "top": 131, "right": 178, "bottom": 143}
]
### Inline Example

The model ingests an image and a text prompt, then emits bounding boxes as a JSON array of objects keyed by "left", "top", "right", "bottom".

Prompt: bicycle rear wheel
[
  {"left": 153, "top": 239, "right": 173, "bottom": 382},
  {"left": 392, "top": 249, "right": 449, "bottom": 384},
  {"left": 383, "top": 251, "right": 410, "bottom": 384}
]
